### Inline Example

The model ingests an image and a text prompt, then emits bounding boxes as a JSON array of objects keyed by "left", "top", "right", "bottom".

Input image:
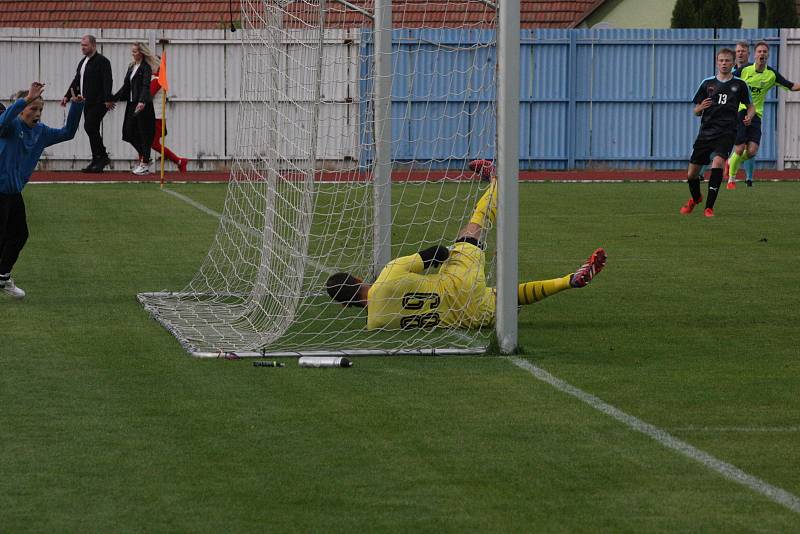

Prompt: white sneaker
[
  {"left": 135, "top": 162, "right": 151, "bottom": 175},
  {"left": 1, "top": 278, "right": 26, "bottom": 299}
]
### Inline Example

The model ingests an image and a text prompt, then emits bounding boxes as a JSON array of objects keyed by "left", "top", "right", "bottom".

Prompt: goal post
[
  {"left": 138, "top": 0, "right": 519, "bottom": 357},
  {"left": 372, "top": 0, "right": 393, "bottom": 275},
  {"left": 496, "top": 0, "right": 520, "bottom": 354}
]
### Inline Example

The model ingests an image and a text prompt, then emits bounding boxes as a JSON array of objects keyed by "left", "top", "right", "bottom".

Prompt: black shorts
[
  {"left": 734, "top": 111, "right": 762, "bottom": 146},
  {"left": 690, "top": 133, "right": 735, "bottom": 166}
]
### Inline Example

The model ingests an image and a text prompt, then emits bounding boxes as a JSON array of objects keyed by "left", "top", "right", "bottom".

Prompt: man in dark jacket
[{"left": 62, "top": 34, "right": 113, "bottom": 173}]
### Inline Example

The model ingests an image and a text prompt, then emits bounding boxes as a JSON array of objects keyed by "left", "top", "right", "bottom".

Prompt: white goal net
[{"left": 138, "top": 0, "right": 500, "bottom": 357}]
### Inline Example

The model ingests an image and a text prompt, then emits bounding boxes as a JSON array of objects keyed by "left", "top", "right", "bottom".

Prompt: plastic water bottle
[{"left": 298, "top": 356, "right": 353, "bottom": 368}]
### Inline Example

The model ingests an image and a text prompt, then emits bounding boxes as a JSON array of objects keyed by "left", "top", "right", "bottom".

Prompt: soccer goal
[{"left": 138, "top": 0, "right": 519, "bottom": 357}]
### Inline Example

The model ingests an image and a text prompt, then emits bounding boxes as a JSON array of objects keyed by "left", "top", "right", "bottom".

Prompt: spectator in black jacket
[
  {"left": 110, "top": 42, "right": 158, "bottom": 176},
  {"left": 62, "top": 35, "right": 113, "bottom": 173}
]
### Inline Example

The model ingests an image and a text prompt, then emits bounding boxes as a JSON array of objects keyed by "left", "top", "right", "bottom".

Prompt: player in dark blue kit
[
  {"left": 680, "top": 48, "right": 755, "bottom": 218},
  {"left": 698, "top": 41, "right": 750, "bottom": 181}
]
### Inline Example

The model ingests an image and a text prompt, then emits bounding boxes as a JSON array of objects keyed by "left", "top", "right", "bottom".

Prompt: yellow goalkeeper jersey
[{"left": 366, "top": 243, "right": 496, "bottom": 330}]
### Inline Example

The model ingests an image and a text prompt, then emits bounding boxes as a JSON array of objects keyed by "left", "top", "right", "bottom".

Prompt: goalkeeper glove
[{"left": 418, "top": 245, "right": 450, "bottom": 269}]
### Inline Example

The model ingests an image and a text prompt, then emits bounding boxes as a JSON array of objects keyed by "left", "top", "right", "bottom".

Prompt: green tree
[
  {"left": 698, "top": 0, "right": 742, "bottom": 28},
  {"left": 671, "top": 0, "right": 700, "bottom": 28},
  {"left": 765, "top": 0, "right": 799, "bottom": 27}
]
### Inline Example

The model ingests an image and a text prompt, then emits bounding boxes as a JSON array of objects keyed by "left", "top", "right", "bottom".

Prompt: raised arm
[
  {"left": 42, "top": 94, "right": 85, "bottom": 146},
  {"left": 1, "top": 82, "right": 45, "bottom": 132},
  {"left": 768, "top": 67, "right": 799, "bottom": 92},
  {"left": 0, "top": 98, "right": 26, "bottom": 135}
]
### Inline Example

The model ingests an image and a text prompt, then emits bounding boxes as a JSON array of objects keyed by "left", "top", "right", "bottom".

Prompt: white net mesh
[{"left": 139, "top": 0, "right": 499, "bottom": 356}]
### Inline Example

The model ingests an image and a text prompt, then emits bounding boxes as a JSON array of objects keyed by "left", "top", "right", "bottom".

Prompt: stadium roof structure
[{"left": 0, "top": 0, "right": 599, "bottom": 29}]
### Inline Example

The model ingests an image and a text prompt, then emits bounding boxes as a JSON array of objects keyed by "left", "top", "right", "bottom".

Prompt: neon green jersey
[{"left": 737, "top": 64, "right": 795, "bottom": 117}]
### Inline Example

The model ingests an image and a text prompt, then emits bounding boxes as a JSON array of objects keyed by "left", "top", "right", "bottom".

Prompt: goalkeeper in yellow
[
  {"left": 325, "top": 160, "right": 606, "bottom": 330},
  {"left": 727, "top": 40, "right": 800, "bottom": 189}
]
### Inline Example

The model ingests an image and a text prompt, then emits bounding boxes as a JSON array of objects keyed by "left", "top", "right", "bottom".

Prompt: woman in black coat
[{"left": 112, "top": 42, "right": 157, "bottom": 175}]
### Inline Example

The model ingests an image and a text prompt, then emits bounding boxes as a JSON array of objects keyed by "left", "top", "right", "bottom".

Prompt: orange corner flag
[{"left": 158, "top": 50, "right": 169, "bottom": 92}]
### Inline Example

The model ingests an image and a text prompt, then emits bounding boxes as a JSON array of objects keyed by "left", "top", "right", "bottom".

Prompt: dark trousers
[
  {"left": 0, "top": 193, "right": 29, "bottom": 275},
  {"left": 84, "top": 102, "right": 109, "bottom": 161},
  {"left": 122, "top": 102, "right": 156, "bottom": 163}
]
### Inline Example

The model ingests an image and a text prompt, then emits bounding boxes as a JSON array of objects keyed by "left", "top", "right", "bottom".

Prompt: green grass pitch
[{"left": 1, "top": 181, "right": 799, "bottom": 530}]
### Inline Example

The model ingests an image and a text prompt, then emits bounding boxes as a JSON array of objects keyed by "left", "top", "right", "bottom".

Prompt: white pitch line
[
  {"left": 671, "top": 427, "right": 800, "bottom": 433},
  {"left": 508, "top": 357, "right": 800, "bottom": 515},
  {"left": 162, "top": 187, "right": 335, "bottom": 275},
  {"left": 162, "top": 187, "right": 223, "bottom": 219}
]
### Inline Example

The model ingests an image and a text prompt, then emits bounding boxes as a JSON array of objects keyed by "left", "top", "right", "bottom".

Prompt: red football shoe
[
  {"left": 679, "top": 197, "right": 702, "bottom": 215},
  {"left": 570, "top": 248, "right": 607, "bottom": 288},
  {"left": 704, "top": 208, "right": 714, "bottom": 218},
  {"left": 468, "top": 159, "right": 494, "bottom": 181}
]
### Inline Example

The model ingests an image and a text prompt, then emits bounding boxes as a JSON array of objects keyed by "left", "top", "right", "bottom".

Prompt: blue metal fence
[{"left": 360, "top": 28, "right": 785, "bottom": 170}]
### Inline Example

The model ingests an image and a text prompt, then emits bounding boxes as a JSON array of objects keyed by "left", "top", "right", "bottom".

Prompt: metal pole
[
  {"left": 567, "top": 30, "right": 577, "bottom": 169},
  {"left": 777, "top": 29, "right": 787, "bottom": 171},
  {"left": 372, "top": 0, "right": 393, "bottom": 274},
  {"left": 496, "top": 0, "right": 519, "bottom": 354}
]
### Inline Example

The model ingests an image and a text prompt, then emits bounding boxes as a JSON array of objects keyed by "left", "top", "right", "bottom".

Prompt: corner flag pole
[
  {"left": 160, "top": 91, "right": 166, "bottom": 187},
  {"left": 158, "top": 45, "right": 169, "bottom": 188}
]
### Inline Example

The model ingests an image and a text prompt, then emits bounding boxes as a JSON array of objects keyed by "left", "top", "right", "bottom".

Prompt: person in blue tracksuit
[{"left": 0, "top": 82, "right": 84, "bottom": 299}]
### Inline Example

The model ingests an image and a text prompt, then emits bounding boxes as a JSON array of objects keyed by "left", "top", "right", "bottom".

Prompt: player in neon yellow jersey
[
  {"left": 727, "top": 41, "right": 800, "bottom": 189},
  {"left": 325, "top": 160, "right": 606, "bottom": 330}
]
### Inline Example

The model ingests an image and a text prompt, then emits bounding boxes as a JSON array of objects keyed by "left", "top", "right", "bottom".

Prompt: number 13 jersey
[{"left": 692, "top": 76, "right": 752, "bottom": 140}]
